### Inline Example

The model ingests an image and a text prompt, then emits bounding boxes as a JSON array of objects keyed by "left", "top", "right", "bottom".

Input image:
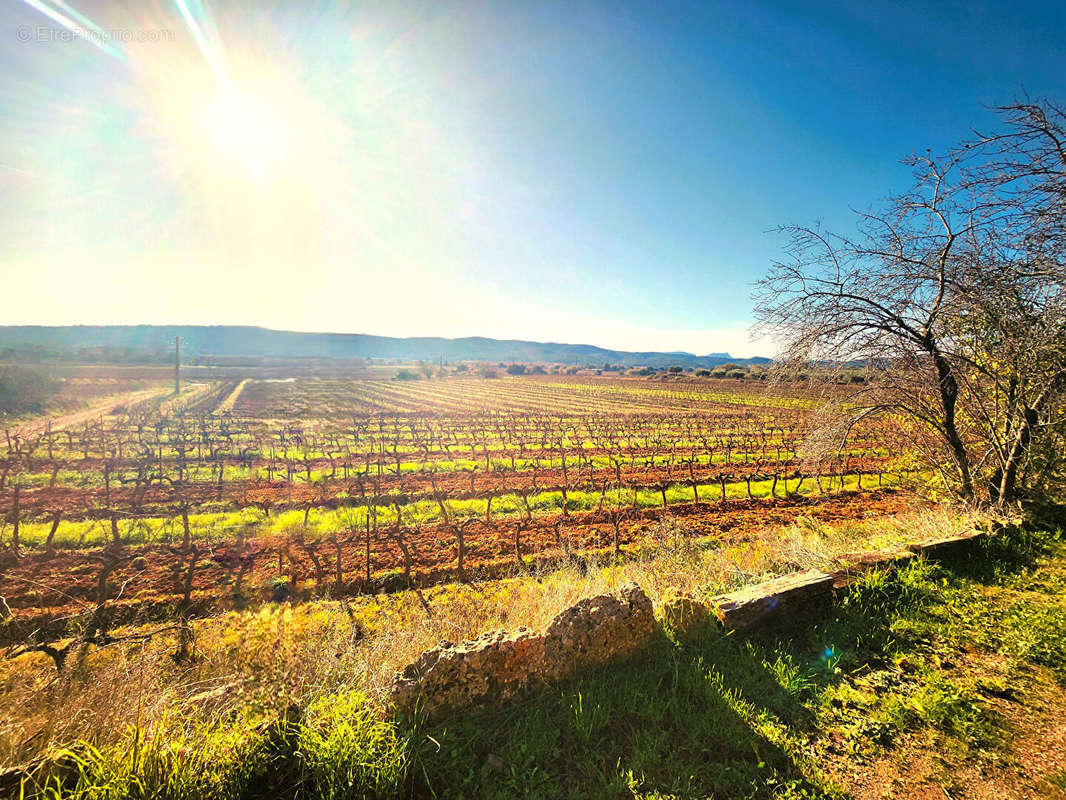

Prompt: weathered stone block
[
  {"left": 390, "top": 627, "right": 546, "bottom": 719},
  {"left": 906, "top": 531, "right": 981, "bottom": 559},
  {"left": 711, "top": 569, "right": 834, "bottom": 631}
]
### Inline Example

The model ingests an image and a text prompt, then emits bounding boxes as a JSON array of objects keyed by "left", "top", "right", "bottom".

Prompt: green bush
[{"left": 0, "top": 365, "right": 58, "bottom": 414}]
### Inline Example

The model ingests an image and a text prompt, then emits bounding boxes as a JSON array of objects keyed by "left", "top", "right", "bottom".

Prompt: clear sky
[{"left": 1, "top": 0, "right": 1064, "bottom": 357}]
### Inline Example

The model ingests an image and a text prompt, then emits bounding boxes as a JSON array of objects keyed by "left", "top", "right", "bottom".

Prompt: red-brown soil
[{"left": 0, "top": 489, "right": 919, "bottom": 640}]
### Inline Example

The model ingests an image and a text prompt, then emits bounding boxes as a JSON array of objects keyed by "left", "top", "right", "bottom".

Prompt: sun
[{"left": 205, "top": 87, "right": 287, "bottom": 178}]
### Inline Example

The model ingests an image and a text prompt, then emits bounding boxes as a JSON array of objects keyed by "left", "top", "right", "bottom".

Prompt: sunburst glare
[{"left": 205, "top": 87, "right": 287, "bottom": 179}]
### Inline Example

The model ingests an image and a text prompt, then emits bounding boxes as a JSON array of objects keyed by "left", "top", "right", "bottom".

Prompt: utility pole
[{"left": 174, "top": 336, "right": 181, "bottom": 395}]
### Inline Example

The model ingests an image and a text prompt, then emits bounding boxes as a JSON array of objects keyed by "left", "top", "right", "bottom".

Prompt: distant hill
[{"left": 0, "top": 326, "right": 770, "bottom": 368}]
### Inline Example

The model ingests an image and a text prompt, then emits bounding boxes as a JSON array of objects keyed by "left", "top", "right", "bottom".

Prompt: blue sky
[{"left": 1, "top": 0, "right": 1064, "bottom": 356}]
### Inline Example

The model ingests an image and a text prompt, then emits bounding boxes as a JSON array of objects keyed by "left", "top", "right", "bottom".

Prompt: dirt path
[
  {"left": 214, "top": 379, "right": 249, "bottom": 414},
  {"left": 819, "top": 538, "right": 1066, "bottom": 799},
  {"left": 7, "top": 388, "right": 170, "bottom": 438}
]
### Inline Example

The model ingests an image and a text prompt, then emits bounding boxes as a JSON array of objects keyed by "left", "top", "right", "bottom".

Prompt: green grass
[
  {"left": 12, "top": 522, "right": 1066, "bottom": 799},
  {"left": 407, "top": 636, "right": 840, "bottom": 799},
  {"left": 298, "top": 691, "right": 410, "bottom": 800},
  {"left": 26, "top": 718, "right": 276, "bottom": 800},
  {"left": 401, "top": 524, "right": 1066, "bottom": 798}
]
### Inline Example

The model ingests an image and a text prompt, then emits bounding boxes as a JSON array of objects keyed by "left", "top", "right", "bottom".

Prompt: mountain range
[{"left": 0, "top": 326, "right": 771, "bottom": 368}]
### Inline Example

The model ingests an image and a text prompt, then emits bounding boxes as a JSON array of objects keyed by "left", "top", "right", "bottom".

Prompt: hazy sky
[{"left": 2, "top": 0, "right": 1064, "bottom": 356}]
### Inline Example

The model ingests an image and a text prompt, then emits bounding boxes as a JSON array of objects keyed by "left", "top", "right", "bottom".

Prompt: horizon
[
  {"left": 0, "top": 321, "right": 762, "bottom": 359},
  {"left": 2, "top": 1, "right": 1065, "bottom": 358}
]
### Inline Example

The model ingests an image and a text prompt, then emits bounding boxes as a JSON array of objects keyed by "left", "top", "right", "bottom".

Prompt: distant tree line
[{"left": 0, "top": 345, "right": 174, "bottom": 364}]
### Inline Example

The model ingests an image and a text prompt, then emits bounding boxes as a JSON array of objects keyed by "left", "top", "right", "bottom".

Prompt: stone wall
[
  {"left": 390, "top": 527, "right": 996, "bottom": 722},
  {"left": 389, "top": 582, "right": 656, "bottom": 720}
]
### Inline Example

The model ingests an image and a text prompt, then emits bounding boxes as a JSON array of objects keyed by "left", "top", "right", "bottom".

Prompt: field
[
  {"left": 0, "top": 373, "right": 914, "bottom": 639},
  {"left": 15, "top": 368, "right": 1043, "bottom": 799}
]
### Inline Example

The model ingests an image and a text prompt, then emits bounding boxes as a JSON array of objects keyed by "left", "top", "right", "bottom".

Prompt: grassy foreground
[{"left": 4, "top": 510, "right": 1066, "bottom": 798}]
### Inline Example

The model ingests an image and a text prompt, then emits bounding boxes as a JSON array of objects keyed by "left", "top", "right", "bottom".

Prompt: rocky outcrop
[
  {"left": 390, "top": 628, "right": 546, "bottom": 719},
  {"left": 541, "top": 582, "right": 656, "bottom": 670},
  {"left": 390, "top": 583, "right": 655, "bottom": 720}
]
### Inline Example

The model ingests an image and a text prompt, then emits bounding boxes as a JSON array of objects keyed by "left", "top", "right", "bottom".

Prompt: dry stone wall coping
[
  {"left": 710, "top": 569, "right": 835, "bottom": 631},
  {"left": 906, "top": 531, "right": 982, "bottom": 558}
]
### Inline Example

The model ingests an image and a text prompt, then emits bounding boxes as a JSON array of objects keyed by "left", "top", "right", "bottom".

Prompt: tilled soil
[{"left": 0, "top": 489, "right": 918, "bottom": 639}]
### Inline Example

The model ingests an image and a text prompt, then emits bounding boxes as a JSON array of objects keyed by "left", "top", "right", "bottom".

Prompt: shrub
[
  {"left": 505, "top": 364, "right": 527, "bottom": 375},
  {"left": 0, "top": 365, "right": 58, "bottom": 414},
  {"left": 394, "top": 369, "right": 419, "bottom": 381}
]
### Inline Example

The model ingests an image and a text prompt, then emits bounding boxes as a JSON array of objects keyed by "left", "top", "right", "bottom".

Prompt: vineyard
[{"left": 0, "top": 373, "right": 919, "bottom": 650}]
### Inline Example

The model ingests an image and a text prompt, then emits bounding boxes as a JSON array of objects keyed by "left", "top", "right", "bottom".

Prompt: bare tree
[{"left": 755, "top": 99, "right": 1066, "bottom": 507}]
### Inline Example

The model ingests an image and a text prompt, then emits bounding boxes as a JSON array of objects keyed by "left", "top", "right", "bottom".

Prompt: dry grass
[{"left": 0, "top": 503, "right": 984, "bottom": 769}]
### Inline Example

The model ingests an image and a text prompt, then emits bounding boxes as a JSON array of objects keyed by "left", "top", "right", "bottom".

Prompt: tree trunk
[
  {"left": 334, "top": 536, "right": 344, "bottom": 592},
  {"left": 365, "top": 515, "right": 372, "bottom": 584},
  {"left": 995, "top": 406, "right": 1039, "bottom": 506},
  {"left": 455, "top": 524, "right": 467, "bottom": 582},
  {"left": 514, "top": 523, "right": 531, "bottom": 574},
  {"left": 392, "top": 527, "right": 413, "bottom": 583},
  {"left": 930, "top": 348, "right": 974, "bottom": 499}
]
